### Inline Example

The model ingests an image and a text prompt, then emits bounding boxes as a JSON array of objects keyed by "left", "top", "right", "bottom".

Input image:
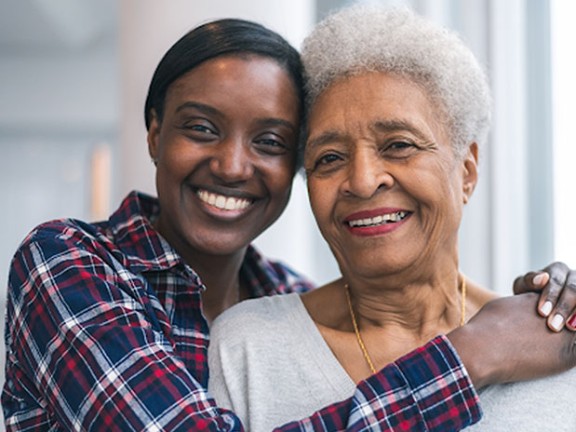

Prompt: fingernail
[
  {"left": 568, "top": 315, "right": 576, "bottom": 329},
  {"left": 533, "top": 273, "right": 547, "bottom": 285},
  {"left": 550, "top": 314, "right": 564, "bottom": 331},
  {"left": 540, "top": 301, "right": 553, "bottom": 316}
]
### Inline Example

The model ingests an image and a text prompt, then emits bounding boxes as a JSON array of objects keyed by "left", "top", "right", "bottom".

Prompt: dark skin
[
  {"left": 452, "top": 265, "right": 576, "bottom": 388},
  {"left": 147, "top": 55, "right": 300, "bottom": 322},
  {"left": 449, "top": 293, "right": 576, "bottom": 389},
  {"left": 518, "top": 262, "right": 576, "bottom": 331}
]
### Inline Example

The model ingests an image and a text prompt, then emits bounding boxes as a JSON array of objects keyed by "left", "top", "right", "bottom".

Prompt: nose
[
  {"left": 209, "top": 136, "right": 254, "bottom": 183},
  {"left": 341, "top": 146, "right": 393, "bottom": 198}
]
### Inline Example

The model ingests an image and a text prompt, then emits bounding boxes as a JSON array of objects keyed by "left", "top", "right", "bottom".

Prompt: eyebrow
[
  {"left": 175, "top": 101, "right": 297, "bottom": 133},
  {"left": 372, "top": 119, "right": 429, "bottom": 141},
  {"left": 306, "top": 118, "right": 428, "bottom": 150},
  {"left": 176, "top": 101, "right": 220, "bottom": 117}
]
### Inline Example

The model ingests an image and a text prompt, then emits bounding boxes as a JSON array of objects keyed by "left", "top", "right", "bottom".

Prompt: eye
[
  {"left": 317, "top": 153, "right": 342, "bottom": 165},
  {"left": 254, "top": 133, "right": 291, "bottom": 155},
  {"left": 388, "top": 141, "right": 414, "bottom": 150},
  {"left": 189, "top": 124, "right": 216, "bottom": 134},
  {"left": 305, "top": 151, "right": 345, "bottom": 175},
  {"left": 382, "top": 140, "right": 419, "bottom": 159},
  {"left": 179, "top": 119, "right": 218, "bottom": 141}
]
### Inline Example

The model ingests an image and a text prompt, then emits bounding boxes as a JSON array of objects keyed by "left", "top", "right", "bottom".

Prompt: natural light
[{"left": 552, "top": 1, "right": 576, "bottom": 265}]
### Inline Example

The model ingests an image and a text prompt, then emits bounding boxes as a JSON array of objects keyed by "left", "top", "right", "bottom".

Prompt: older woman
[{"left": 208, "top": 6, "right": 576, "bottom": 431}]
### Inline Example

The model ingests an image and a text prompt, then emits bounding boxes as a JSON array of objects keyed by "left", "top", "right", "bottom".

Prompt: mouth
[
  {"left": 197, "top": 189, "right": 253, "bottom": 211},
  {"left": 346, "top": 211, "right": 410, "bottom": 228}
]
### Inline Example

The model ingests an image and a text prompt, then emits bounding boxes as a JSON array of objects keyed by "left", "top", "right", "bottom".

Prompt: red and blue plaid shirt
[{"left": 3, "top": 191, "right": 481, "bottom": 431}]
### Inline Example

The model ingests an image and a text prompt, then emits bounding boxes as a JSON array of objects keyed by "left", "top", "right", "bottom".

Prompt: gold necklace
[{"left": 344, "top": 275, "right": 467, "bottom": 375}]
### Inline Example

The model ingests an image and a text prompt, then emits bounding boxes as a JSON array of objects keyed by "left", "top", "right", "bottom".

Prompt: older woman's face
[{"left": 304, "top": 72, "right": 477, "bottom": 279}]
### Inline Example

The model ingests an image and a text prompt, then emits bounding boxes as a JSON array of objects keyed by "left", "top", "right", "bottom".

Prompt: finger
[
  {"left": 538, "top": 262, "right": 570, "bottom": 318},
  {"left": 567, "top": 312, "right": 576, "bottom": 331},
  {"left": 513, "top": 271, "right": 549, "bottom": 295},
  {"left": 547, "top": 268, "right": 576, "bottom": 332}
]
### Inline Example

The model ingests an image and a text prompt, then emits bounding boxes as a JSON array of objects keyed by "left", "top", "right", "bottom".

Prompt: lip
[
  {"left": 191, "top": 185, "right": 260, "bottom": 220},
  {"left": 343, "top": 207, "right": 412, "bottom": 237}
]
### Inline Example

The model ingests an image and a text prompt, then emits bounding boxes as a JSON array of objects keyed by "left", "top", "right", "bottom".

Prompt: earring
[{"left": 151, "top": 157, "right": 158, "bottom": 165}]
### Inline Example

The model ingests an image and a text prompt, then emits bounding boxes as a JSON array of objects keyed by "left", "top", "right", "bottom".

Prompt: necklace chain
[{"left": 344, "top": 275, "right": 467, "bottom": 375}]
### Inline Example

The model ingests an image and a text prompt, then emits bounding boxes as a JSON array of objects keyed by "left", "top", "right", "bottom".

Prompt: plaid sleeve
[
  {"left": 275, "top": 336, "right": 481, "bottom": 432},
  {"left": 4, "top": 223, "right": 479, "bottom": 431},
  {"left": 2, "top": 227, "right": 243, "bottom": 432}
]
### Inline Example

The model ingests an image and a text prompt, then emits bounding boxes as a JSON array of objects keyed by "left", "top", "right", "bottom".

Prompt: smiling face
[
  {"left": 305, "top": 72, "right": 478, "bottom": 281},
  {"left": 148, "top": 55, "right": 299, "bottom": 262}
]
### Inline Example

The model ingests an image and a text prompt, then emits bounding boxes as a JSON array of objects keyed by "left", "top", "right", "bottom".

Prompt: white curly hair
[{"left": 301, "top": 5, "right": 492, "bottom": 157}]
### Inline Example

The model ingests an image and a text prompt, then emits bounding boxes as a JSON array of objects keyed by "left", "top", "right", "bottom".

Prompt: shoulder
[
  {"left": 212, "top": 293, "right": 303, "bottom": 329},
  {"left": 473, "top": 367, "right": 576, "bottom": 430},
  {"left": 11, "top": 217, "right": 110, "bottom": 268},
  {"left": 7, "top": 216, "right": 127, "bottom": 312},
  {"left": 243, "top": 246, "right": 315, "bottom": 296},
  {"left": 210, "top": 293, "right": 304, "bottom": 344},
  {"left": 465, "top": 278, "right": 499, "bottom": 316},
  {"left": 10, "top": 217, "right": 116, "bottom": 279}
]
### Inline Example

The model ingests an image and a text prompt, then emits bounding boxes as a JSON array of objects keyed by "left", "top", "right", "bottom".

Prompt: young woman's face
[{"left": 148, "top": 55, "right": 300, "bottom": 262}]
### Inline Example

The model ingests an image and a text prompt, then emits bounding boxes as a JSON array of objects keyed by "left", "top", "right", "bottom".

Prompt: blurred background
[{"left": 0, "top": 0, "right": 575, "bottom": 426}]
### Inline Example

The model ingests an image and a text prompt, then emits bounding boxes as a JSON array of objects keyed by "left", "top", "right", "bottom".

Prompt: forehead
[
  {"left": 311, "top": 73, "right": 435, "bottom": 123},
  {"left": 166, "top": 55, "right": 298, "bottom": 109}
]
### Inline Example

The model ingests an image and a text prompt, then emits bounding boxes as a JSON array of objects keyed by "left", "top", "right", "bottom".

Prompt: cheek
[
  {"left": 158, "top": 137, "right": 195, "bottom": 174},
  {"left": 308, "top": 180, "right": 333, "bottom": 224},
  {"left": 268, "top": 156, "right": 297, "bottom": 195}
]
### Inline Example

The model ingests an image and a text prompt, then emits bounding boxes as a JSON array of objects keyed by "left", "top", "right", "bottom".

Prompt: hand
[
  {"left": 513, "top": 261, "right": 576, "bottom": 331},
  {"left": 447, "top": 293, "right": 576, "bottom": 389}
]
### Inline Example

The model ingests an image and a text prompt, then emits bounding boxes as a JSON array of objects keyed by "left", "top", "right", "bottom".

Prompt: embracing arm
[
  {"left": 228, "top": 269, "right": 576, "bottom": 432},
  {"left": 275, "top": 336, "right": 479, "bottom": 431},
  {"left": 3, "top": 228, "right": 478, "bottom": 432},
  {"left": 5, "top": 228, "right": 575, "bottom": 432},
  {"left": 2, "top": 229, "right": 242, "bottom": 431}
]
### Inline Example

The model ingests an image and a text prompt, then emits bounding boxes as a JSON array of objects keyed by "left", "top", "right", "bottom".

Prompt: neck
[
  {"left": 345, "top": 272, "right": 465, "bottom": 380},
  {"left": 152, "top": 216, "right": 250, "bottom": 323},
  {"left": 187, "top": 249, "right": 248, "bottom": 324},
  {"left": 345, "top": 270, "right": 464, "bottom": 337}
]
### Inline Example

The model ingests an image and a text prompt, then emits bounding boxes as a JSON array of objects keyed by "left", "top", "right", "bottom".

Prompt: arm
[
  {"left": 447, "top": 292, "right": 576, "bottom": 389},
  {"left": 275, "top": 336, "right": 478, "bottom": 432},
  {"left": 3, "top": 228, "right": 478, "bottom": 432},
  {"left": 5, "top": 230, "right": 573, "bottom": 432},
  {"left": 280, "top": 291, "right": 576, "bottom": 431},
  {"left": 3, "top": 228, "right": 241, "bottom": 431}
]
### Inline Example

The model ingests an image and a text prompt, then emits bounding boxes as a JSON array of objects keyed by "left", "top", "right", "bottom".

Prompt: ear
[
  {"left": 462, "top": 142, "right": 479, "bottom": 204},
  {"left": 147, "top": 109, "right": 160, "bottom": 164}
]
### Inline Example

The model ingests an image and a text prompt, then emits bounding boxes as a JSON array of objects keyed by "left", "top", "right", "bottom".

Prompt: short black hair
[{"left": 144, "top": 18, "right": 305, "bottom": 131}]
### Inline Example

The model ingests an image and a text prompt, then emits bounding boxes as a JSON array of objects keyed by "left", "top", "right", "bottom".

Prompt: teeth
[
  {"left": 348, "top": 211, "right": 407, "bottom": 227},
  {"left": 197, "top": 190, "right": 251, "bottom": 211}
]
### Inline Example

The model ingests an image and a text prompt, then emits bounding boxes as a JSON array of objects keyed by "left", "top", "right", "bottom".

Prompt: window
[{"left": 551, "top": 1, "right": 576, "bottom": 265}]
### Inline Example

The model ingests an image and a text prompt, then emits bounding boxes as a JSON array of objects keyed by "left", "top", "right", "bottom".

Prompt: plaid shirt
[{"left": 3, "top": 191, "right": 481, "bottom": 431}]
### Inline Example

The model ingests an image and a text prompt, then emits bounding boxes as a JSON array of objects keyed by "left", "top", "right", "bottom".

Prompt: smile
[
  {"left": 197, "top": 190, "right": 252, "bottom": 211},
  {"left": 347, "top": 211, "right": 409, "bottom": 228}
]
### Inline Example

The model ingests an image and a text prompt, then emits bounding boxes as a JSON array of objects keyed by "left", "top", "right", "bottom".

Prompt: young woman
[{"left": 3, "top": 16, "right": 576, "bottom": 432}]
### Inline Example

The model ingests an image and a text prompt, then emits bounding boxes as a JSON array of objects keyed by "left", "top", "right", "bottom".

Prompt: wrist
[{"left": 447, "top": 325, "right": 493, "bottom": 389}]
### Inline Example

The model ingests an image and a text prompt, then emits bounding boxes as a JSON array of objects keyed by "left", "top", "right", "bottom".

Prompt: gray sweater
[{"left": 208, "top": 293, "right": 576, "bottom": 432}]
